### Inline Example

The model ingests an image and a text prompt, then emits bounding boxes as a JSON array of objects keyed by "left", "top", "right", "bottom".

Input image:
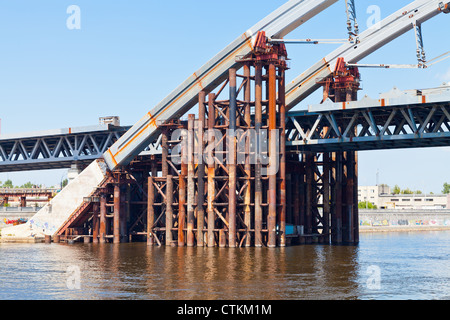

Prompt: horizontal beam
[
  {"left": 0, "top": 125, "right": 161, "bottom": 172},
  {"left": 286, "top": 98, "right": 450, "bottom": 152}
]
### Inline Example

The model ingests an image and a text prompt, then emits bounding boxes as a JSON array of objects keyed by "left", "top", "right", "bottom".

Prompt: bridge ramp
[{"left": 0, "top": 160, "right": 107, "bottom": 241}]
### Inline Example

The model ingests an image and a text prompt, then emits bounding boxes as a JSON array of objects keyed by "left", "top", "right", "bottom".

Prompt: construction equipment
[{"left": 285, "top": 0, "right": 450, "bottom": 110}]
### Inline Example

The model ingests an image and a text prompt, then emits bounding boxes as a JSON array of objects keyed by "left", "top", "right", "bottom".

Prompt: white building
[
  {"left": 358, "top": 185, "right": 450, "bottom": 210},
  {"left": 358, "top": 185, "right": 390, "bottom": 208}
]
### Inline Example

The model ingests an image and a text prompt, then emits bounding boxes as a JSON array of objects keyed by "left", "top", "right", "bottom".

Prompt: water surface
[{"left": 1, "top": 231, "right": 449, "bottom": 300}]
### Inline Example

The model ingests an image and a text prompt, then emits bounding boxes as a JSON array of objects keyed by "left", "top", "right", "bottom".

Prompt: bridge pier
[
  {"left": 67, "top": 163, "right": 82, "bottom": 184},
  {"left": 52, "top": 46, "right": 361, "bottom": 248},
  {"left": 141, "top": 32, "right": 289, "bottom": 248}
]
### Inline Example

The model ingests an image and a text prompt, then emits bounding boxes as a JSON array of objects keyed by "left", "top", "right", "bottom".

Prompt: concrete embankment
[
  {"left": 0, "top": 207, "right": 38, "bottom": 225},
  {"left": 359, "top": 209, "right": 450, "bottom": 232},
  {"left": 0, "top": 160, "right": 108, "bottom": 242},
  {"left": 0, "top": 208, "right": 41, "bottom": 242}
]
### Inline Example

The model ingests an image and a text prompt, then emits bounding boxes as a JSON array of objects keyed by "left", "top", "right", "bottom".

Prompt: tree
[
  {"left": 3, "top": 179, "right": 13, "bottom": 188},
  {"left": 61, "top": 179, "right": 68, "bottom": 188},
  {"left": 443, "top": 182, "right": 450, "bottom": 194},
  {"left": 20, "top": 182, "right": 34, "bottom": 188},
  {"left": 392, "top": 185, "right": 401, "bottom": 194},
  {"left": 401, "top": 188, "right": 414, "bottom": 195},
  {"left": 358, "top": 201, "right": 377, "bottom": 209}
]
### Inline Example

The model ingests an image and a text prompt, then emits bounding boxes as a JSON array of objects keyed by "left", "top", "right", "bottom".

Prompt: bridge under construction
[{"left": 1, "top": 0, "right": 450, "bottom": 247}]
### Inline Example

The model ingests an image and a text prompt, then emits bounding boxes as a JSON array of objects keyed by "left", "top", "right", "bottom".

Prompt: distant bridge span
[
  {"left": 0, "top": 123, "right": 160, "bottom": 172},
  {"left": 1, "top": 84, "right": 450, "bottom": 172},
  {"left": 286, "top": 84, "right": 450, "bottom": 152}
]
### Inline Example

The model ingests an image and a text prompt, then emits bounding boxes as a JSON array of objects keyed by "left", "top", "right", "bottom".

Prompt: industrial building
[{"left": 358, "top": 185, "right": 450, "bottom": 210}]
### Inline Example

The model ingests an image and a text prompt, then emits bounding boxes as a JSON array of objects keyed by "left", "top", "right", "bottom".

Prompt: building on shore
[
  {"left": 358, "top": 185, "right": 450, "bottom": 210},
  {"left": 0, "top": 188, "right": 57, "bottom": 208}
]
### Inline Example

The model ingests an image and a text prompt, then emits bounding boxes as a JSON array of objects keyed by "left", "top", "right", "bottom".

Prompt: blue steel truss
[{"left": 286, "top": 88, "right": 450, "bottom": 152}]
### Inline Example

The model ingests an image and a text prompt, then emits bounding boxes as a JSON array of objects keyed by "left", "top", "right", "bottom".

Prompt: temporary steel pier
[{"left": 4, "top": 0, "right": 450, "bottom": 247}]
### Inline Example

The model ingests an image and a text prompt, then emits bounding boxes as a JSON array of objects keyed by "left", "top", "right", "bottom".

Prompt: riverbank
[
  {"left": 359, "top": 209, "right": 450, "bottom": 233},
  {"left": 2, "top": 209, "right": 450, "bottom": 242},
  {"left": 360, "top": 225, "right": 450, "bottom": 232},
  {"left": 0, "top": 207, "right": 37, "bottom": 233}
]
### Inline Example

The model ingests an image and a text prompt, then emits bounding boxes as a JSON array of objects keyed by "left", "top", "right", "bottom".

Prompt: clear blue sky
[{"left": 0, "top": 0, "right": 449, "bottom": 192}]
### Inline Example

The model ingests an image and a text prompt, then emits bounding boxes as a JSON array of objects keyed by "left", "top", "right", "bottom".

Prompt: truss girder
[{"left": 286, "top": 102, "right": 450, "bottom": 152}]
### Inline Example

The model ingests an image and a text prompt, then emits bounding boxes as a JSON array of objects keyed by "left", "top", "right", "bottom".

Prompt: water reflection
[{"left": 1, "top": 231, "right": 450, "bottom": 300}]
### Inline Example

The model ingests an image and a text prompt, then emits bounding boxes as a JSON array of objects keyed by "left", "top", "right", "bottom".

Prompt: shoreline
[{"left": 359, "top": 226, "right": 450, "bottom": 233}]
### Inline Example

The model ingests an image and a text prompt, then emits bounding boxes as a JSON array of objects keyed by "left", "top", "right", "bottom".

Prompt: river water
[{"left": 0, "top": 231, "right": 449, "bottom": 300}]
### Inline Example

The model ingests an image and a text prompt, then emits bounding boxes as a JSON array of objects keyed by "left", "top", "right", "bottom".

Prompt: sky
[{"left": 0, "top": 0, "right": 449, "bottom": 193}]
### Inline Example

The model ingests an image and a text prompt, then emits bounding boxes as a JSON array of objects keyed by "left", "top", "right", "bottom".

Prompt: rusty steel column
[
  {"left": 161, "top": 128, "right": 169, "bottom": 177},
  {"left": 99, "top": 193, "right": 107, "bottom": 243},
  {"left": 243, "top": 64, "right": 252, "bottom": 247},
  {"left": 278, "top": 68, "right": 286, "bottom": 247},
  {"left": 354, "top": 152, "right": 360, "bottom": 244},
  {"left": 207, "top": 93, "right": 216, "bottom": 247},
  {"left": 267, "top": 63, "right": 277, "bottom": 248},
  {"left": 293, "top": 173, "right": 300, "bottom": 228},
  {"left": 197, "top": 91, "right": 206, "bottom": 247},
  {"left": 345, "top": 151, "right": 355, "bottom": 245},
  {"left": 228, "top": 68, "right": 237, "bottom": 248},
  {"left": 20, "top": 196, "right": 26, "bottom": 208},
  {"left": 298, "top": 157, "right": 306, "bottom": 244},
  {"left": 187, "top": 114, "right": 196, "bottom": 247},
  {"left": 254, "top": 62, "right": 263, "bottom": 247},
  {"left": 92, "top": 202, "right": 99, "bottom": 244},
  {"left": 166, "top": 175, "right": 173, "bottom": 246},
  {"left": 178, "top": 130, "right": 187, "bottom": 247},
  {"left": 322, "top": 153, "right": 331, "bottom": 244},
  {"left": 120, "top": 184, "right": 128, "bottom": 243},
  {"left": 113, "top": 183, "right": 121, "bottom": 244},
  {"left": 219, "top": 229, "right": 226, "bottom": 248},
  {"left": 305, "top": 153, "right": 314, "bottom": 244},
  {"left": 333, "top": 152, "right": 343, "bottom": 244},
  {"left": 147, "top": 176, "right": 155, "bottom": 246}
]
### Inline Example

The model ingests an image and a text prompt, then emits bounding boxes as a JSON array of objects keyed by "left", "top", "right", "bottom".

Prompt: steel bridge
[
  {"left": 0, "top": 122, "right": 161, "bottom": 172},
  {"left": 286, "top": 84, "right": 450, "bottom": 152},
  {"left": 2, "top": 0, "right": 450, "bottom": 248},
  {"left": 4, "top": 83, "right": 450, "bottom": 171}
]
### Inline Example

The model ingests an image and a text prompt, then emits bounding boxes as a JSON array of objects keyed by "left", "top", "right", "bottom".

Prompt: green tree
[
  {"left": 401, "top": 188, "right": 413, "bottom": 194},
  {"left": 443, "top": 182, "right": 450, "bottom": 194},
  {"left": 61, "top": 179, "right": 68, "bottom": 188},
  {"left": 3, "top": 179, "right": 13, "bottom": 188},
  {"left": 392, "top": 185, "right": 401, "bottom": 194},
  {"left": 358, "top": 201, "right": 377, "bottom": 209},
  {"left": 20, "top": 181, "right": 34, "bottom": 188}
]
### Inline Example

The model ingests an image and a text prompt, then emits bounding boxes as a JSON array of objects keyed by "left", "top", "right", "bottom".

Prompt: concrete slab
[{"left": 0, "top": 160, "right": 107, "bottom": 241}]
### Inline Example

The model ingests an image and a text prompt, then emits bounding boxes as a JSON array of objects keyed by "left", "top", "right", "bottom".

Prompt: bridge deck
[{"left": 286, "top": 85, "right": 450, "bottom": 152}]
